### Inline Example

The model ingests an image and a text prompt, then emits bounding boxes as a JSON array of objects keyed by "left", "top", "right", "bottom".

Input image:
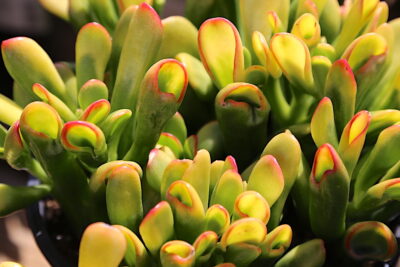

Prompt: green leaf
[
  {"left": 215, "top": 82, "right": 269, "bottom": 168},
  {"left": 362, "top": 1, "right": 389, "bottom": 34},
  {"left": 157, "top": 133, "right": 183, "bottom": 158},
  {"left": 344, "top": 221, "right": 397, "bottom": 262},
  {"left": 146, "top": 148, "right": 175, "bottom": 193},
  {"left": 113, "top": 225, "right": 149, "bottom": 267},
  {"left": 55, "top": 62, "right": 78, "bottom": 110},
  {"left": 182, "top": 150, "right": 211, "bottom": 210},
  {"left": 89, "top": 161, "right": 142, "bottom": 195},
  {"left": 319, "top": 0, "right": 341, "bottom": 42},
  {"left": 368, "top": 109, "right": 400, "bottom": 140},
  {"left": 311, "top": 43, "right": 336, "bottom": 62},
  {"left": 196, "top": 121, "right": 225, "bottom": 161},
  {"left": 309, "top": 144, "right": 350, "bottom": 240},
  {"left": 175, "top": 53, "right": 216, "bottom": 102},
  {"left": 160, "top": 159, "right": 192, "bottom": 198},
  {"left": 260, "top": 224, "right": 292, "bottom": 259},
  {"left": 193, "top": 231, "right": 218, "bottom": 264},
  {"left": 166, "top": 180, "right": 205, "bottom": 242},
  {"left": 76, "top": 23, "right": 112, "bottom": 89},
  {"left": 210, "top": 170, "right": 243, "bottom": 214},
  {"left": 233, "top": 191, "right": 270, "bottom": 224},
  {"left": 247, "top": 155, "right": 284, "bottom": 206},
  {"left": 236, "top": 0, "right": 290, "bottom": 48},
  {"left": 139, "top": 201, "right": 174, "bottom": 256},
  {"left": 61, "top": 121, "right": 107, "bottom": 162},
  {"left": 198, "top": 18, "right": 244, "bottom": 89},
  {"left": 78, "top": 79, "right": 109, "bottom": 110},
  {"left": 68, "top": 0, "right": 91, "bottom": 29},
  {"left": 106, "top": 165, "right": 143, "bottom": 230},
  {"left": 220, "top": 217, "right": 267, "bottom": 250},
  {"left": 124, "top": 59, "right": 187, "bottom": 166},
  {"left": 354, "top": 178, "right": 400, "bottom": 214},
  {"left": 291, "top": 13, "right": 321, "bottom": 47},
  {"left": 111, "top": 3, "right": 163, "bottom": 111},
  {"left": 79, "top": 222, "right": 126, "bottom": 267},
  {"left": 157, "top": 16, "right": 199, "bottom": 60},
  {"left": 88, "top": 0, "right": 119, "bottom": 31},
  {"left": 333, "top": 0, "right": 379, "bottom": 55},
  {"left": 224, "top": 243, "right": 261, "bottom": 267},
  {"left": 204, "top": 204, "right": 230, "bottom": 235},
  {"left": 275, "top": 239, "right": 325, "bottom": 267},
  {"left": 38, "top": 0, "right": 69, "bottom": 20},
  {"left": 262, "top": 130, "right": 301, "bottom": 229},
  {"left": 117, "top": 0, "right": 153, "bottom": 13},
  {"left": 252, "top": 31, "right": 282, "bottom": 79},
  {"left": 4, "top": 121, "right": 48, "bottom": 183},
  {"left": 162, "top": 112, "right": 187, "bottom": 144},
  {"left": 270, "top": 33, "right": 314, "bottom": 94},
  {"left": 311, "top": 97, "right": 338, "bottom": 148},
  {"left": 80, "top": 99, "right": 111, "bottom": 125},
  {"left": 2, "top": 37, "right": 69, "bottom": 106},
  {"left": 342, "top": 33, "right": 388, "bottom": 110},
  {"left": 160, "top": 241, "right": 195, "bottom": 267},
  {"left": 32, "top": 83, "right": 77, "bottom": 122},
  {"left": 107, "top": 5, "right": 137, "bottom": 90},
  {"left": 311, "top": 56, "right": 331, "bottom": 95},
  {"left": 338, "top": 111, "right": 371, "bottom": 176},
  {"left": 324, "top": 59, "right": 357, "bottom": 131},
  {"left": 0, "top": 94, "right": 22, "bottom": 126},
  {"left": 0, "top": 184, "right": 50, "bottom": 217},
  {"left": 354, "top": 125, "right": 400, "bottom": 203}
]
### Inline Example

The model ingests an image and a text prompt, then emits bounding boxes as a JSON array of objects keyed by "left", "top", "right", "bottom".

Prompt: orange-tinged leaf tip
[
  {"left": 32, "top": 83, "right": 50, "bottom": 102},
  {"left": 313, "top": 144, "right": 336, "bottom": 183},
  {"left": 80, "top": 99, "right": 111, "bottom": 121},
  {"left": 1, "top": 37, "right": 26, "bottom": 49},
  {"left": 8, "top": 120, "right": 23, "bottom": 147},
  {"left": 81, "top": 22, "right": 110, "bottom": 33},
  {"left": 198, "top": 17, "right": 243, "bottom": 88},
  {"left": 220, "top": 217, "right": 267, "bottom": 249},
  {"left": 217, "top": 83, "right": 266, "bottom": 109},
  {"left": 167, "top": 180, "right": 193, "bottom": 207},
  {"left": 291, "top": 13, "right": 321, "bottom": 46},
  {"left": 156, "top": 59, "right": 188, "bottom": 103},
  {"left": 332, "top": 59, "right": 355, "bottom": 76},
  {"left": 347, "top": 111, "right": 371, "bottom": 144},
  {"left": 61, "top": 121, "right": 102, "bottom": 151},
  {"left": 20, "top": 102, "right": 61, "bottom": 139},
  {"left": 140, "top": 200, "right": 170, "bottom": 226},
  {"left": 312, "top": 97, "right": 332, "bottom": 117},
  {"left": 161, "top": 240, "right": 195, "bottom": 264},
  {"left": 342, "top": 33, "right": 387, "bottom": 71},
  {"left": 138, "top": 2, "right": 162, "bottom": 27},
  {"left": 267, "top": 11, "right": 281, "bottom": 33},
  {"left": 234, "top": 191, "right": 270, "bottom": 224}
]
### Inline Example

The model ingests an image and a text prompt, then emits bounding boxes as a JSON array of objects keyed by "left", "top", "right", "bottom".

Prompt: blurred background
[{"left": 0, "top": 0, "right": 399, "bottom": 266}]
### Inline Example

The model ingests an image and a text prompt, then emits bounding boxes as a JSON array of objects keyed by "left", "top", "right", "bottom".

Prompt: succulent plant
[
  {"left": 0, "top": 0, "right": 399, "bottom": 266},
  {"left": 76, "top": 140, "right": 301, "bottom": 267}
]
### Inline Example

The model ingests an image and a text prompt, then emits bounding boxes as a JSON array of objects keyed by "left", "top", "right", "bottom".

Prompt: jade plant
[{"left": 0, "top": 0, "right": 399, "bottom": 266}]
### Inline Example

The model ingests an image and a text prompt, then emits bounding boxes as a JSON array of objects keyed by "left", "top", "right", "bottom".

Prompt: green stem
[
  {"left": 26, "top": 159, "right": 50, "bottom": 185},
  {"left": 263, "top": 77, "right": 291, "bottom": 124},
  {"left": 107, "top": 130, "right": 123, "bottom": 161},
  {"left": 288, "top": 90, "right": 315, "bottom": 125}
]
